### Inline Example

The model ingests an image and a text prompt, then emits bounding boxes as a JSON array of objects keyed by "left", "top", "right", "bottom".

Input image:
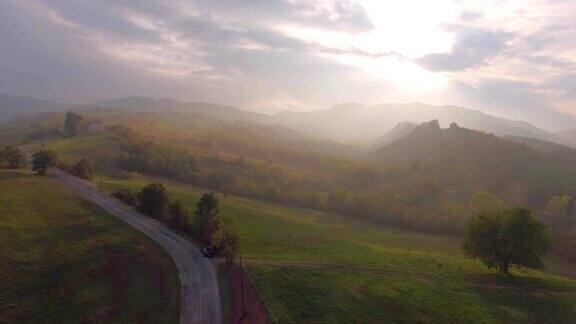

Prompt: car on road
[{"left": 201, "top": 247, "right": 215, "bottom": 257}]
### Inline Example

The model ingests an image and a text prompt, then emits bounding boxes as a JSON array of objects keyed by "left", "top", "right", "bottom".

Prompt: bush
[
  {"left": 112, "top": 189, "right": 138, "bottom": 207},
  {"left": 137, "top": 183, "right": 169, "bottom": 219},
  {"left": 72, "top": 159, "right": 94, "bottom": 180}
]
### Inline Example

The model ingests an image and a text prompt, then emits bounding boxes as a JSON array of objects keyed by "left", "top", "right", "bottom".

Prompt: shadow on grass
[{"left": 467, "top": 272, "right": 576, "bottom": 323}]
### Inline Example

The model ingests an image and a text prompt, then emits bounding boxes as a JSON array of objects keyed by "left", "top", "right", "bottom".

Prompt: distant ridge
[
  {"left": 1, "top": 92, "right": 573, "bottom": 146},
  {"left": 273, "top": 102, "right": 566, "bottom": 145},
  {"left": 89, "top": 96, "right": 272, "bottom": 123},
  {"left": 370, "top": 121, "right": 419, "bottom": 151},
  {"left": 557, "top": 128, "right": 576, "bottom": 147},
  {"left": 0, "top": 93, "right": 68, "bottom": 122}
]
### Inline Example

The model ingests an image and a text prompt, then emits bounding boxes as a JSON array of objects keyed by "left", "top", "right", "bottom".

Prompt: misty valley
[
  {"left": 2, "top": 0, "right": 576, "bottom": 323},
  {"left": 1, "top": 94, "right": 576, "bottom": 323}
]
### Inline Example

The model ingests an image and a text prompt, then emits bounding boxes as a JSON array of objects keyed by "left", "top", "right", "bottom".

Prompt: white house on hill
[{"left": 86, "top": 122, "right": 106, "bottom": 134}]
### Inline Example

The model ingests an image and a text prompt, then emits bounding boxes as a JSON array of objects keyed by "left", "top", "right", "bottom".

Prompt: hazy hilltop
[
  {"left": 89, "top": 96, "right": 272, "bottom": 124},
  {"left": 370, "top": 120, "right": 534, "bottom": 164},
  {"left": 0, "top": 93, "right": 68, "bottom": 122},
  {"left": 274, "top": 102, "right": 562, "bottom": 144},
  {"left": 370, "top": 121, "right": 419, "bottom": 151},
  {"left": 557, "top": 128, "right": 576, "bottom": 147},
  {"left": 1, "top": 92, "right": 573, "bottom": 148}
]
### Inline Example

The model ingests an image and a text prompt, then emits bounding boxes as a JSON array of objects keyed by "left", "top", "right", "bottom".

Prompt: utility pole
[{"left": 240, "top": 254, "right": 247, "bottom": 320}]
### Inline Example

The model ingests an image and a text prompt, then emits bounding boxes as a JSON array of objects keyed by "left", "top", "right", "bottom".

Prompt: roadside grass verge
[{"left": 0, "top": 169, "right": 179, "bottom": 322}]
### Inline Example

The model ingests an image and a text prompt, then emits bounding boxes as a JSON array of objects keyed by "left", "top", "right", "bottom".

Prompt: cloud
[
  {"left": 459, "top": 10, "right": 482, "bottom": 22},
  {"left": 546, "top": 73, "right": 576, "bottom": 99},
  {"left": 0, "top": 0, "right": 575, "bottom": 131},
  {"left": 190, "top": 0, "right": 373, "bottom": 32},
  {"left": 417, "top": 25, "right": 513, "bottom": 72}
]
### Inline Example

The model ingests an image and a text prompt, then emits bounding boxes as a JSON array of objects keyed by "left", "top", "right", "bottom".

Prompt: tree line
[
  {"left": 113, "top": 184, "right": 239, "bottom": 262},
  {"left": 105, "top": 127, "right": 576, "bottom": 262}
]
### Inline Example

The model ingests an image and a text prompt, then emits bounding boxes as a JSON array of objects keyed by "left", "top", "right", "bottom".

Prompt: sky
[{"left": 0, "top": 0, "right": 575, "bottom": 130}]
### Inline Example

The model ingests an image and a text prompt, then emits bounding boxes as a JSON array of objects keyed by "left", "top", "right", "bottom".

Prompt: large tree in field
[
  {"left": 2, "top": 145, "right": 25, "bottom": 169},
  {"left": 137, "top": 183, "right": 169, "bottom": 219},
  {"left": 211, "top": 215, "right": 239, "bottom": 265},
  {"left": 64, "top": 112, "right": 84, "bottom": 137},
  {"left": 193, "top": 192, "right": 220, "bottom": 245},
  {"left": 463, "top": 207, "right": 549, "bottom": 275},
  {"left": 31, "top": 150, "right": 58, "bottom": 176}
]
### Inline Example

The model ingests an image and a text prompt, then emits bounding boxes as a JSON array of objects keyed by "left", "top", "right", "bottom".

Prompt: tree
[
  {"left": 2, "top": 145, "right": 25, "bottom": 169},
  {"left": 31, "top": 150, "right": 58, "bottom": 176},
  {"left": 64, "top": 112, "right": 84, "bottom": 137},
  {"left": 167, "top": 201, "right": 188, "bottom": 231},
  {"left": 463, "top": 207, "right": 550, "bottom": 275},
  {"left": 72, "top": 158, "right": 94, "bottom": 180},
  {"left": 468, "top": 191, "right": 505, "bottom": 215},
  {"left": 211, "top": 215, "right": 239, "bottom": 266},
  {"left": 193, "top": 192, "right": 220, "bottom": 245},
  {"left": 137, "top": 183, "right": 169, "bottom": 219}
]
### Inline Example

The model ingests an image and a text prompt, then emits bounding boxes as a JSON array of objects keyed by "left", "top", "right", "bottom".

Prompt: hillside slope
[
  {"left": 88, "top": 96, "right": 272, "bottom": 124},
  {"left": 558, "top": 128, "right": 576, "bottom": 147},
  {"left": 0, "top": 93, "right": 68, "bottom": 122},
  {"left": 370, "top": 121, "right": 418, "bottom": 151},
  {"left": 0, "top": 170, "right": 179, "bottom": 322},
  {"left": 92, "top": 169, "right": 576, "bottom": 323}
]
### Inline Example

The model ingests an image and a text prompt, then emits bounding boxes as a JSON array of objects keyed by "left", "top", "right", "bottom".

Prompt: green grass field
[
  {"left": 46, "top": 134, "right": 122, "bottom": 170},
  {"left": 0, "top": 170, "right": 179, "bottom": 322},
  {"left": 96, "top": 175, "right": 576, "bottom": 323},
  {"left": 46, "top": 135, "right": 576, "bottom": 322}
]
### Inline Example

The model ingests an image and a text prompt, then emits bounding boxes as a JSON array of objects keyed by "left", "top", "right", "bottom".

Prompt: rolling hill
[
  {"left": 0, "top": 93, "right": 68, "bottom": 122},
  {"left": 1, "top": 92, "right": 572, "bottom": 147},
  {"left": 370, "top": 121, "right": 418, "bottom": 151},
  {"left": 38, "top": 137, "right": 576, "bottom": 323},
  {"left": 88, "top": 96, "right": 272, "bottom": 124},
  {"left": 558, "top": 128, "right": 576, "bottom": 147}
]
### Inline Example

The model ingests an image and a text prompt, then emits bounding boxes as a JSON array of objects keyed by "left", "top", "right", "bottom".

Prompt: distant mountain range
[
  {"left": 1, "top": 93, "right": 575, "bottom": 146},
  {"left": 89, "top": 96, "right": 271, "bottom": 124},
  {"left": 274, "top": 102, "right": 570, "bottom": 144},
  {"left": 0, "top": 93, "right": 69, "bottom": 122}
]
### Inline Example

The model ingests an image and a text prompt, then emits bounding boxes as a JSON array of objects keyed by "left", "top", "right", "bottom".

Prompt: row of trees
[
  {"left": 113, "top": 183, "right": 239, "bottom": 262},
  {"left": 107, "top": 125, "right": 576, "bottom": 262}
]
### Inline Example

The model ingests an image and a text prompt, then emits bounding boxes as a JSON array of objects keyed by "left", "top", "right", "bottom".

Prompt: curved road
[{"left": 49, "top": 168, "right": 222, "bottom": 324}]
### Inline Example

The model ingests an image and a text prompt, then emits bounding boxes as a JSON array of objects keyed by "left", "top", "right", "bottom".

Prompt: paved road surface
[{"left": 49, "top": 168, "right": 222, "bottom": 324}]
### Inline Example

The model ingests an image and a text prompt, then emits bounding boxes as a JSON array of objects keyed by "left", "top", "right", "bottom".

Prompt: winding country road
[{"left": 49, "top": 168, "right": 222, "bottom": 324}]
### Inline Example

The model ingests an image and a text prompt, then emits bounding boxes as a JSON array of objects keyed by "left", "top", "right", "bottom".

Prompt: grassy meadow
[
  {"left": 96, "top": 175, "right": 576, "bottom": 323},
  {"left": 0, "top": 169, "right": 179, "bottom": 322},
  {"left": 44, "top": 134, "right": 576, "bottom": 322}
]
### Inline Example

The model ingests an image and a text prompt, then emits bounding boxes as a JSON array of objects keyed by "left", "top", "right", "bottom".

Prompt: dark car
[{"left": 201, "top": 247, "right": 215, "bottom": 257}]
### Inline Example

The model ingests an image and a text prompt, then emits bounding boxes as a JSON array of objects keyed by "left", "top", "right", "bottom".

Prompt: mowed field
[
  {"left": 0, "top": 170, "right": 179, "bottom": 322},
  {"left": 98, "top": 175, "right": 576, "bottom": 323}
]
